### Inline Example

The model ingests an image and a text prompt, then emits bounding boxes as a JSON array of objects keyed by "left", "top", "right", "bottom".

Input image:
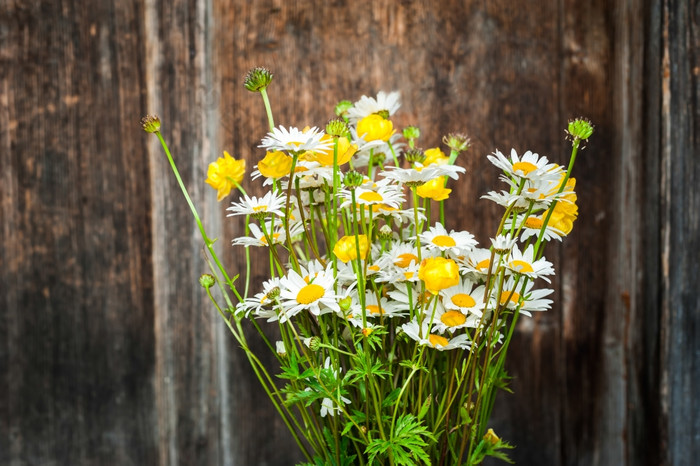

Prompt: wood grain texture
[{"left": 1, "top": 0, "right": 695, "bottom": 465}]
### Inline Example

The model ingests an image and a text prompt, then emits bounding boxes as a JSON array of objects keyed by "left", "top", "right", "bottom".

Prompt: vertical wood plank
[
  {"left": 661, "top": 0, "right": 700, "bottom": 464},
  {"left": 0, "top": 0, "right": 157, "bottom": 464}
]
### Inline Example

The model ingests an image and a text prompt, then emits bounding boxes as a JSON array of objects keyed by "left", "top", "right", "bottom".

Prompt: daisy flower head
[
  {"left": 419, "top": 223, "right": 477, "bottom": 256},
  {"left": 494, "top": 277, "right": 553, "bottom": 316},
  {"left": 440, "top": 279, "right": 486, "bottom": 317},
  {"left": 226, "top": 190, "right": 286, "bottom": 219},
  {"left": 346, "top": 91, "right": 401, "bottom": 124},
  {"left": 490, "top": 233, "right": 517, "bottom": 255},
  {"left": 362, "top": 292, "right": 407, "bottom": 319},
  {"left": 431, "top": 306, "right": 481, "bottom": 334},
  {"left": 400, "top": 319, "right": 471, "bottom": 351},
  {"left": 505, "top": 244, "right": 555, "bottom": 283},
  {"left": 517, "top": 213, "right": 565, "bottom": 242},
  {"left": 487, "top": 149, "right": 562, "bottom": 183},
  {"left": 459, "top": 247, "right": 497, "bottom": 277},
  {"left": 235, "top": 277, "right": 281, "bottom": 318},
  {"left": 278, "top": 268, "right": 339, "bottom": 321},
  {"left": 340, "top": 183, "right": 405, "bottom": 210},
  {"left": 259, "top": 125, "right": 332, "bottom": 154},
  {"left": 231, "top": 221, "right": 296, "bottom": 248}
]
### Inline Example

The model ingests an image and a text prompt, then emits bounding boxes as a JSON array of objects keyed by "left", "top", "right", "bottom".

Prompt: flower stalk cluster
[{"left": 143, "top": 69, "right": 591, "bottom": 466}]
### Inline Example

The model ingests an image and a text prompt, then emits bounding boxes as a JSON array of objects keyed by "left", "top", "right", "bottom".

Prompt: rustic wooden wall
[{"left": 1, "top": 0, "right": 696, "bottom": 465}]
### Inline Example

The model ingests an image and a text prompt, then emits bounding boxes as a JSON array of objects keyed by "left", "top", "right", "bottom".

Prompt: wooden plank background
[{"left": 1, "top": 0, "right": 696, "bottom": 464}]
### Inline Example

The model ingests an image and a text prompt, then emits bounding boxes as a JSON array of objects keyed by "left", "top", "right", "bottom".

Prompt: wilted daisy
[
  {"left": 318, "top": 358, "right": 351, "bottom": 417},
  {"left": 227, "top": 190, "right": 286, "bottom": 218},
  {"left": 401, "top": 319, "right": 471, "bottom": 351},
  {"left": 278, "top": 268, "right": 339, "bottom": 321},
  {"left": 259, "top": 126, "right": 332, "bottom": 153},
  {"left": 505, "top": 244, "right": 555, "bottom": 282},
  {"left": 419, "top": 223, "right": 477, "bottom": 256},
  {"left": 490, "top": 233, "right": 517, "bottom": 255}
]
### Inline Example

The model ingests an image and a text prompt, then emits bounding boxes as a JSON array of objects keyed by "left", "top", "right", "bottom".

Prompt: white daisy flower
[
  {"left": 346, "top": 91, "right": 401, "bottom": 124},
  {"left": 380, "top": 163, "right": 465, "bottom": 185},
  {"left": 351, "top": 132, "right": 404, "bottom": 168},
  {"left": 489, "top": 233, "right": 517, "bottom": 254},
  {"left": 440, "top": 279, "right": 486, "bottom": 317},
  {"left": 492, "top": 278, "right": 553, "bottom": 317},
  {"left": 459, "top": 247, "right": 497, "bottom": 276},
  {"left": 376, "top": 241, "right": 421, "bottom": 270},
  {"left": 431, "top": 306, "right": 481, "bottom": 334},
  {"left": 400, "top": 319, "right": 471, "bottom": 351},
  {"left": 236, "top": 277, "right": 281, "bottom": 318},
  {"left": 278, "top": 268, "right": 339, "bottom": 321},
  {"left": 318, "top": 357, "right": 351, "bottom": 417},
  {"left": 360, "top": 292, "right": 407, "bottom": 319},
  {"left": 486, "top": 149, "right": 562, "bottom": 182},
  {"left": 517, "top": 214, "right": 565, "bottom": 242},
  {"left": 227, "top": 190, "right": 286, "bottom": 218},
  {"left": 232, "top": 221, "right": 304, "bottom": 248},
  {"left": 419, "top": 223, "right": 477, "bottom": 256},
  {"left": 505, "top": 244, "right": 555, "bottom": 282},
  {"left": 259, "top": 126, "right": 333, "bottom": 153},
  {"left": 340, "top": 183, "right": 405, "bottom": 209}
]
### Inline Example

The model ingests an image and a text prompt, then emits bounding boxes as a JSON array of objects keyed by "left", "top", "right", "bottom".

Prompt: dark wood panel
[{"left": 0, "top": 0, "right": 157, "bottom": 464}]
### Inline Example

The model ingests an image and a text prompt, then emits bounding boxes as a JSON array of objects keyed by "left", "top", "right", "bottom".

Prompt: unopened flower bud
[
  {"left": 403, "top": 125, "right": 421, "bottom": 142},
  {"left": 378, "top": 224, "right": 393, "bottom": 240},
  {"left": 443, "top": 132, "right": 471, "bottom": 153},
  {"left": 199, "top": 274, "right": 216, "bottom": 289},
  {"left": 141, "top": 115, "right": 161, "bottom": 133},
  {"left": 483, "top": 428, "right": 500, "bottom": 445},
  {"left": 566, "top": 117, "right": 594, "bottom": 142},
  {"left": 326, "top": 118, "right": 349, "bottom": 137},
  {"left": 343, "top": 170, "right": 364, "bottom": 189},
  {"left": 338, "top": 296, "right": 353, "bottom": 312},
  {"left": 376, "top": 110, "right": 390, "bottom": 120},
  {"left": 334, "top": 100, "right": 353, "bottom": 118},
  {"left": 243, "top": 67, "right": 273, "bottom": 92},
  {"left": 404, "top": 148, "right": 425, "bottom": 164},
  {"left": 371, "top": 152, "right": 386, "bottom": 165}
]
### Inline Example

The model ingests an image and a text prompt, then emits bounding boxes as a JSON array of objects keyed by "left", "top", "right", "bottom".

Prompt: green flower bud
[
  {"left": 371, "top": 152, "right": 386, "bottom": 165},
  {"left": 378, "top": 225, "right": 394, "bottom": 240},
  {"left": 325, "top": 118, "right": 349, "bottom": 137},
  {"left": 338, "top": 296, "right": 353, "bottom": 312},
  {"left": 334, "top": 100, "right": 353, "bottom": 118},
  {"left": 141, "top": 115, "right": 161, "bottom": 133},
  {"left": 199, "top": 273, "right": 216, "bottom": 289},
  {"left": 567, "top": 117, "right": 594, "bottom": 142},
  {"left": 376, "top": 110, "right": 390, "bottom": 120},
  {"left": 403, "top": 125, "right": 421, "bottom": 141},
  {"left": 306, "top": 337, "right": 321, "bottom": 352},
  {"left": 266, "top": 286, "right": 280, "bottom": 300},
  {"left": 442, "top": 132, "right": 471, "bottom": 153},
  {"left": 343, "top": 170, "right": 364, "bottom": 189},
  {"left": 243, "top": 67, "right": 273, "bottom": 92}
]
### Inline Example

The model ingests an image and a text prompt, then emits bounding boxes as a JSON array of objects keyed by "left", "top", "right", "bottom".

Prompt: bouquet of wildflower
[{"left": 142, "top": 67, "right": 593, "bottom": 465}]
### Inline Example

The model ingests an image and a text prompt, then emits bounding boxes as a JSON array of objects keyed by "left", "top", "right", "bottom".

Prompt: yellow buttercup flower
[
  {"left": 418, "top": 257, "right": 459, "bottom": 293},
  {"left": 423, "top": 147, "right": 448, "bottom": 166},
  {"left": 416, "top": 177, "right": 451, "bottom": 201},
  {"left": 205, "top": 151, "right": 246, "bottom": 201},
  {"left": 547, "top": 177, "right": 578, "bottom": 235},
  {"left": 356, "top": 113, "right": 393, "bottom": 142},
  {"left": 308, "top": 135, "right": 358, "bottom": 166},
  {"left": 333, "top": 235, "right": 369, "bottom": 263},
  {"left": 258, "top": 150, "right": 293, "bottom": 179}
]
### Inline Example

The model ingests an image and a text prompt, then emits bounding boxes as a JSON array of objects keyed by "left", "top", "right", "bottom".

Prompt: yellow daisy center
[
  {"left": 524, "top": 217, "right": 544, "bottom": 229},
  {"left": 260, "top": 233, "right": 280, "bottom": 246},
  {"left": 396, "top": 253, "right": 419, "bottom": 268},
  {"left": 499, "top": 291, "right": 521, "bottom": 305},
  {"left": 451, "top": 293, "right": 476, "bottom": 308},
  {"left": 441, "top": 310, "right": 467, "bottom": 327},
  {"left": 253, "top": 205, "right": 267, "bottom": 212},
  {"left": 377, "top": 204, "right": 398, "bottom": 212},
  {"left": 296, "top": 284, "right": 324, "bottom": 305},
  {"left": 368, "top": 265, "right": 380, "bottom": 272},
  {"left": 432, "top": 235, "right": 456, "bottom": 248},
  {"left": 428, "top": 334, "right": 449, "bottom": 347},
  {"left": 359, "top": 191, "right": 383, "bottom": 202},
  {"left": 367, "top": 305, "right": 384, "bottom": 315},
  {"left": 476, "top": 259, "right": 490, "bottom": 271},
  {"left": 509, "top": 260, "right": 534, "bottom": 273},
  {"left": 512, "top": 161, "right": 538, "bottom": 174},
  {"left": 404, "top": 271, "right": 415, "bottom": 280}
]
